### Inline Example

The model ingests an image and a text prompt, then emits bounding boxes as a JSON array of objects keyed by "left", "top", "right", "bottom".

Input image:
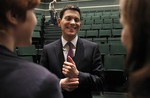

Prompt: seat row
[
  {"left": 81, "top": 9, "right": 119, "bottom": 17},
  {"left": 79, "top": 29, "right": 122, "bottom": 38},
  {"left": 82, "top": 14, "right": 119, "bottom": 20},
  {"left": 81, "top": 24, "right": 122, "bottom": 30},
  {"left": 15, "top": 44, "right": 126, "bottom": 69},
  {"left": 82, "top": 18, "right": 120, "bottom": 25},
  {"left": 15, "top": 45, "right": 43, "bottom": 63}
]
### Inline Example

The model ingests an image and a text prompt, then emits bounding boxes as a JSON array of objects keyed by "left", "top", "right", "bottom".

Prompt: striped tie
[{"left": 67, "top": 42, "right": 74, "bottom": 61}]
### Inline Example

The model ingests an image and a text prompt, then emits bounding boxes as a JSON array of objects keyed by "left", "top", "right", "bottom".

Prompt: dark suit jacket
[
  {"left": 40, "top": 38, "right": 104, "bottom": 98},
  {"left": 0, "top": 45, "right": 63, "bottom": 98}
]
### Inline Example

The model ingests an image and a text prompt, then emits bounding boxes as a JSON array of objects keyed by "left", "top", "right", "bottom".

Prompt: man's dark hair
[{"left": 59, "top": 4, "right": 81, "bottom": 19}]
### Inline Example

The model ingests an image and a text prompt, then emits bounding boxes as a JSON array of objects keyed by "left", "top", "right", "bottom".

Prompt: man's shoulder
[
  {"left": 80, "top": 38, "right": 97, "bottom": 46},
  {"left": 44, "top": 39, "right": 60, "bottom": 48}
]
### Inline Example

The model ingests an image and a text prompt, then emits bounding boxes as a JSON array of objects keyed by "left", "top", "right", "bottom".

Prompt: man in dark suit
[{"left": 40, "top": 4, "right": 104, "bottom": 98}]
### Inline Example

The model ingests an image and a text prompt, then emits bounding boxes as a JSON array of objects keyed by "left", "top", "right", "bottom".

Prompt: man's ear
[
  {"left": 57, "top": 18, "right": 61, "bottom": 27},
  {"left": 6, "top": 11, "right": 18, "bottom": 25}
]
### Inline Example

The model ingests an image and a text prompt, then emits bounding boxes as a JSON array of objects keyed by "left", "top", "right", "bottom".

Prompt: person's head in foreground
[
  {"left": 119, "top": 0, "right": 150, "bottom": 71},
  {"left": 0, "top": 0, "right": 40, "bottom": 51},
  {"left": 119, "top": 0, "right": 150, "bottom": 98}
]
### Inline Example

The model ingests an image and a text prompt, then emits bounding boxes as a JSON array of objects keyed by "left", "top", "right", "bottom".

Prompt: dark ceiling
[
  {"left": 41, "top": 0, "right": 62, "bottom": 2},
  {"left": 41, "top": 0, "right": 88, "bottom": 3}
]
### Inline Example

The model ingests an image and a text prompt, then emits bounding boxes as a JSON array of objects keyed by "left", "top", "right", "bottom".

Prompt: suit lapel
[
  {"left": 54, "top": 40, "right": 64, "bottom": 70},
  {"left": 74, "top": 38, "right": 84, "bottom": 69}
]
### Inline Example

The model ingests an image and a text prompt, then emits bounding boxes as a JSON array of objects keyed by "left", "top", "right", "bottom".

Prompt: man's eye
[
  {"left": 75, "top": 18, "right": 80, "bottom": 22},
  {"left": 65, "top": 17, "right": 80, "bottom": 22},
  {"left": 65, "top": 17, "right": 72, "bottom": 21}
]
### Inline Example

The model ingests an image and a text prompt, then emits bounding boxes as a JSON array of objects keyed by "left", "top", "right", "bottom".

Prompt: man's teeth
[{"left": 67, "top": 27, "right": 76, "bottom": 29}]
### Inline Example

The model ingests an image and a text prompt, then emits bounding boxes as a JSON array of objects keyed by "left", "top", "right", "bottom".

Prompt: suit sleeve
[{"left": 78, "top": 44, "right": 104, "bottom": 91}]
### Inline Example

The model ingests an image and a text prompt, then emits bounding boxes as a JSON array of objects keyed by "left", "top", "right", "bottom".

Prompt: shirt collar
[{"left": 61, "top": 35, "right": 78, "bottom": 48}]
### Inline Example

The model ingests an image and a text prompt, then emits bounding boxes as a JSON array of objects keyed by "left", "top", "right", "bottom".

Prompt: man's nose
[{"left": 70, "top": 19, "right": 75, "bottom": 24}]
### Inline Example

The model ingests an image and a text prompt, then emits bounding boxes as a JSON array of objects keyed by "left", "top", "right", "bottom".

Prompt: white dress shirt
[{"left": 61, "top": 36, "right": 78, "bottom": 61}]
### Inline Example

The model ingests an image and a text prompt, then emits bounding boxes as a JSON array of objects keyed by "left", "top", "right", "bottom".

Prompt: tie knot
[{"left": 67, "top": 42, "right": 73, "bottom": 47}]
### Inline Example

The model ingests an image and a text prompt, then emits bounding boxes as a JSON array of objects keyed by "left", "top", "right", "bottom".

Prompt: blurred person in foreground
[
  {"left": 119, "top": 0, "right": 150, "bottom": 98},
  {"left": 0, "top": 0, "right": 63, "bottom": 98},
  {"left": 40, "top": 4, "right": 104, "bottom": 98}
]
